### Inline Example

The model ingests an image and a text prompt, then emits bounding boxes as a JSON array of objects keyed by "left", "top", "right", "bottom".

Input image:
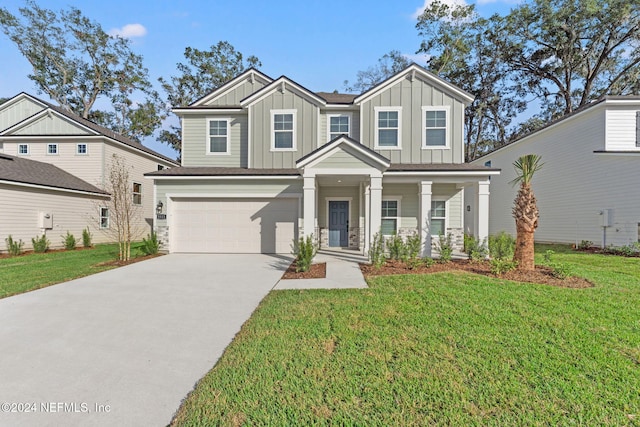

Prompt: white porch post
[
  {"left": 303, "top": 174, "right": 316, "bottom": 240},
  {"left": 368, "top": 175, "right": 383, "bottom": 249},
  {"left": 419, "top": 181, "right": 433, "bottom": 257},
  {"left": 363, "top": 183, "right": 371, "bottom": 253},
  {"left": 477, "top": 180, "right": 490, "bottom": 245}
]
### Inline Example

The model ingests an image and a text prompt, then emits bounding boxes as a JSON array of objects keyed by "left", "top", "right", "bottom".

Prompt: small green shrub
[
  {"left": 292, "top": 235, "right": 318, "bottom": 273},
  {"left": 141, "top": 232, "right": 160, "bottom": 255},
  {"left": 490, "top": 258, "right": 518, "bottom": 276},
  {"left": 369, "top": 232, "right": 387, "bottom": 269},
  {"left": 5, "top": 235, "right": 24, "bottom": 256},
  {"left": 386, "top": 234, "right": 407, "bottom": 261},
  {"left": 82, "top": 228, "right": 93, "bottom": 248},
  {"left": 603, "top": 244, "right": 640, "bottom": 257},
  {"left": 62, "top": 231, "right": 76, "bottom": 250},
  {"left": 464, "top": 235, "right": 488, "bottom": 262},
  {"left": 422, "top": 257, "right": 435, "bottom": 268},
  {"left": 577, "top": 240, "right": 593, "bottom": 250},
  {"left": 32, "top": 234, "right": 50, "bottom": 253},
  {"left": 437, "top": 233, "right": 454, "bottom": 263},
  {"left": 405, "top": 233, "right": 421, "bottom": 261},
  {"left": 489, "top": 231, "right": 515, "bottom": 260},
  {"left": 542, "top": 250, "right": 571, "bottom": 279}
]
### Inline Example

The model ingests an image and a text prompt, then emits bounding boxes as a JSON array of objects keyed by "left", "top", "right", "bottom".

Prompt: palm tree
[{"left": 511, "top": 154, "right": 543, "bottom": 271}]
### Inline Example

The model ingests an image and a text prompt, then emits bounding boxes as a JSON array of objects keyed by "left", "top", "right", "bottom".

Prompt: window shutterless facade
[
  {"left": 76, "top": 143, "right": 87, "bottom": 154},
  {"left": 381, "top": 199, "right": 400, "bottom": 235},
  {"left": 18, "top": 144, "right": 29, "bottom": 155},
  {"left": 47, "top": 143, "right": 58, "bottom": 155},
  {"left": 207, "top": 119, "right": 230, "bottom": 154},
  {"left": 422, "top": 106, "right": 450, "bottom": 148},
  {"left": 328, "top": 114, "right": 350, "bottom": 141},
  {"left": 374, "top": 107, "right": 402, "bottom": 149},
  {"left": 431, "top": 200, "right": 446, "bottom": 236},
  {"left": 271, "top": 110, "right": 296, "bottom": 151},
  {"left": 100, "top": 207, "right": 109, "bottom": 229},
  {"left": 132, "top": 182, "right": 142, "bottom": 205}
]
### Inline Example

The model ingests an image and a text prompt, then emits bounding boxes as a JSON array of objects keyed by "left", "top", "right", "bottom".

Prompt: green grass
[
  {"left": 173, "top": 247, "right": 640, "bottom": 426},
  {"left": 0, "top": 243, "right": 147, "bottom": 299}
]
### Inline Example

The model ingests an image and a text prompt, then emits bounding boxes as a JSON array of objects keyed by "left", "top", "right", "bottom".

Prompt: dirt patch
[
  {"left": 360, "top": 259, "right": 593, "bottom": 288},
  {"left": 94, "top": 253, "right": 162, "bottom": 267},
  {"left": 281, "top": 262, "right": 327, "bottom": 279}
]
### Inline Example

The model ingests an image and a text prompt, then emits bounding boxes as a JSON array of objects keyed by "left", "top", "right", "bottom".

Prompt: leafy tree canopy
[{"left": 343, "top": 50, "right": 409, "bottom": 94}]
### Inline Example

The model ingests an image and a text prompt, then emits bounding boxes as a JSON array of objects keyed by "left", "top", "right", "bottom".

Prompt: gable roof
[
  {"left": 240, "top": 76, "right": 327, "bottom": 107},
  {"left": 0, "top": 92, "right": 48, "bottom": 117},
  {"left": 296, "top": 135, "right": 391, "bottom": 169},
  {"left": 190, "top": 68, "right": 274, "bottom": 107},
  {"left": 353, "top": 63, "right": 475, "bottom": 106},
  {"left": 0, "top": 153, "right": 108, "bottom": 195},
  {"left": 316, "top": 92, "right": 358, "bottom": 104},
  {"left": 0, "top": 94, "right": 178, "bottom": 165}
]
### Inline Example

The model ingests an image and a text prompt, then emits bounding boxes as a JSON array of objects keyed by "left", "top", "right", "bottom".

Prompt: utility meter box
[
  {"left": 599, "top": 209, "right": 613, "bottom": 227},
  {"left": 39, "top": 212, "right": 53, "bottom": 229}
]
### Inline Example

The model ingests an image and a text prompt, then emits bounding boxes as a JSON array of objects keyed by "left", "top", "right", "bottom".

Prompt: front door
[{"left": 328, "top": 201, "right": 349, "bottom": 247}]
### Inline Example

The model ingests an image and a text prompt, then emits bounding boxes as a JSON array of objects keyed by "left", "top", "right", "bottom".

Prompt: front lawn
[
  {"left": 172, "top": 248, "right": 640, "bottom": 426},
  {"left": 0, "top": 243, "right": 149, "bottom": 298}
]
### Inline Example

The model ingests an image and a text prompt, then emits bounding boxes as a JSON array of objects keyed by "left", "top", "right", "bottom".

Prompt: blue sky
[{"left": 0, "top": 0, "right": 520, "bottom": 159}]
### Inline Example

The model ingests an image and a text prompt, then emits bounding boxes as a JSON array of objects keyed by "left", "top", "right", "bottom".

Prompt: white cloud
[
  {"left": 108, "top": 23, "right": 147, "bottom": 39},
  {"left": 412, "top": 0, "right": 469, "bottom": 19}
]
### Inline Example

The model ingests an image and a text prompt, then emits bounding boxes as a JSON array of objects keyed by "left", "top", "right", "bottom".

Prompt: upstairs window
[
  {"left": 132, "top": 182, "right": 142, "bottom": 205},
  {"left": 18, "top": 144, "right": 29, "bottom": 155},
  {"left": 422, "top": 107, "right": 449, "bottom": 148},
  {"left": 381, "top": 199, "right": 400, "bottom": 236},
  {"left": 207, "top": 119, "right": 230, "bottom": 154},
  {"left": 272, "top": 110, "right": 296, "bottom": 150},
  {"left": 76, "top": 143, "right": 87, "bottom": 154},
  {"left": 431, "top": 200, "right": 446, "bottom": 236},
  {"left": 375, "top": 107, "right": 401, "bottom": 149},
  {"left": 47, "top": 143, "right": 58, "bottom": 155},
  {"left": 328, "top": 114, "right": 350, "bottom": 141}
]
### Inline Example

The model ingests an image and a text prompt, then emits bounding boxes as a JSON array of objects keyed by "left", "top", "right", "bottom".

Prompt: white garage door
[{"left": 171, "top": 198, "right": 298, "bottom": 253}]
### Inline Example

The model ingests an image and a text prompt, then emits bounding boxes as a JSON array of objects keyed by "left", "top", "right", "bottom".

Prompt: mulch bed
[
  {"left": 281, "top": 262, "right": 327, "bottom": 280},
  {"left": 360, "top": 259, "right": 594, "bottom": 288},
  {"left": 95, "top": 253, "right": 162, "bottom": 267}
]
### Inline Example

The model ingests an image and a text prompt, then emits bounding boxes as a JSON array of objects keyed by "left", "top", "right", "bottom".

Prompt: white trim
[
  {"left": 132, "top": 182, "right": 142, "bottom": 205},
  {"left": 593, "top": 150, "right": 640, "bottom": 156},
  {"left": 0, "top": 108, "right": 100, "bottom": 137},
  {"left": 430, "top": 197, "right": 448, "bottom": 237},
  {"left": 271, "top": 109, "right": 297, "bottom": 152},
  {"left": 206, "top": 118, "right": 231, "bottom": 155},
  {"left": 326, "top": 112, "right": 352, "bottom": 142},
  {"left": 17, "top": 143, "right": 29, "bottom": 155},
  {"left": 191, "top": 69, "right": 273, "bottom": 106},
  {"left": 247, "top": 107, "right": 252, "bottom": 168},
  {"left": 304, "top": 168, "right": 384, "bottom": 178},
  {"left": 325, "top": 197, "right": 352, "bottom": 246},
  {"left": 374, "top": 106, "right": 402, "bottom": 150},
  {"left": 384, "top": 170, "right": 501, "bottom": 177},
  {"left": 76, "top": 143, "right": 88, "bottom": 155},
  {"left": 381, "top": 196, "right": 402, "bottom": 235},
  {"left": 46, "top": 143, "right": 58, "bottom": 155},
  {"left": 421, "top": 105, "right": 450, "bottom": 149},
  {"left": 167, "top": 192, "right": 302, "bottom": 200},
  {"left": 145, "top": 175, "right": 300, "bottom": 180},
  {"left": 296, "top": 136, "right": 390, "bottom": 169},
  {"left": 99, "top": 206, "right": 110, "bottom": 229},
  {"left": 0, "top": 93, "right": 48, "bottom": 113},
  {"left": 173, "top": 108, "right": 244, "bottom": 115},
  {"left": 0, "top": 179, "right": 109, "bottom": 197},
  {"left": 241, "top": 77, "right": 327, "bottom": 107}
]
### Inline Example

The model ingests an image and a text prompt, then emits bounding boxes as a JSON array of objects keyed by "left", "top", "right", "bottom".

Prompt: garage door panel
[{"left": 172, "top": 198, "right": 297, "bottom": 254}]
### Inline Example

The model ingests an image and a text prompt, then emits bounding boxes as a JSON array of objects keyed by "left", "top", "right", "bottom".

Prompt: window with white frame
[
  {"left": 328, "top": 114, "right": 350, "bottom": 141},
  {"left": 100, "top": 207, "right": 109, "bottom": 229},
  {"left": 18, "top": 144, "right": 29, "bottom": 155},
  {"left": 431, "top": 200, "right": 446, "bottom": 236},
  {"left": 422, "top": 107, "right": 449, "bottom": 148},
  {"left": 76, "top": 143, "right": 87, "bottom": 154},
  {"left": 272, "top": 110, "right": 296, "bottom": 150},
  {"left": 381, "top": 199, "right": 400, "bottom": 236},
  {"left": 375, "top": 107, "right": 401, "bottom": 148},
  {"left": 132, "top": 182, "right": 142, "bottom": 205},
  {"left": 47, "top": 143, "right": 58, "bottom": 155},
  {"left": 207, "top": 119, "right": 230, "bottom": 154}
]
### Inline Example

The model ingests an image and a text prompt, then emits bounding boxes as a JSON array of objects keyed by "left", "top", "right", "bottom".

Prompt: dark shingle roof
[
  {"left": 316, "top": 92, "right": 358, "bottom": 104},
  {"left": 145, "top": 167, "right": 300, "bottom": 177},
  {"left": 0, "top": 153, "right": 108, "bottom": 195}
]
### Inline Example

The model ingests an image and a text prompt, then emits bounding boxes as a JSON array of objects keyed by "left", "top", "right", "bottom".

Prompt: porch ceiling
[{"left": 316, "top": 175, "right": 366, "bottom": 186}]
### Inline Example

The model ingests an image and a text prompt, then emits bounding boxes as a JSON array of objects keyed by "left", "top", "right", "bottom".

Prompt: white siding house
[{"left": 465, "top": 96, "right": 640, "bottom": 247}]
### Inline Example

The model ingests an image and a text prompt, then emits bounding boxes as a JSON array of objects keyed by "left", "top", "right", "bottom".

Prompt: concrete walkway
[
  {"left": 275, "top": 249, "right": 369, "bottom": 290},
  {"left": 0, "top": 254, "right": 292, "bottom": 427}
]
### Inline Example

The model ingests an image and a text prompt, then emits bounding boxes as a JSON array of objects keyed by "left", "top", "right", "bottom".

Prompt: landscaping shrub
[
  {"left": 437, "top": 233, "right": 454, "bottom": 263},
  {"left": 82, "top": 228, "right": 93, "bottom": 248},
  {"left": 603, "top": 243, "right": 640, "bottom": 257},
  {"left": 464, "top": 235, "right": 488, "bottom": 262},
  {"left": 32, "top": 234, "right": 50, "bottom": 253},
  {"left": 490, "top": 258, "right": 518, "bottom": 276},
  {"left": 62, "top": 231, "right": 76, "bottom": 250},
  {"left": 5, "top": 235, "right": 24, "bottom": 256},
  {"left": 369, "top": 232, "right": 386, "bottom": 269},
  {"left": 141, "top": 232, "right": 160, "bottom": 255},
  {"left": 543, "top": 250, "right": 571, "bottom": 279},
  {"left": 405, "top": 233, "right": 421, "bottom": 263},
  {"left": 489, "top": 231, "right": 515, "bottom": 260},
  {"left": 577, "top": 240, "right": 593, "bottom": 250},
  {"left": 422, "top": 257, "right": 435, "bottom": 268},
  {"left": 386, "top": 233, "right": 406, "bottom": 261},
  {"left": 292, "top": 235, "right": 317, "bottom": 273}
]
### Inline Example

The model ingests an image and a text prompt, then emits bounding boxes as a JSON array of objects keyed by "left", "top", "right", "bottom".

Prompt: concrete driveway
[{"left": 0, "top": 253, "right": 292, "bottom": 427}]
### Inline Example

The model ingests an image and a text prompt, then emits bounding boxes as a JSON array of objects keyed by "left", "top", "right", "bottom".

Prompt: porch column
[
  {"left": 369, "top": 175, "right": 383, "bottom": 248},
  {"left": 363, "top": 183, "right": 371, "bottom": 253},
  {"left": 419, "top": 181, "right": 433, "bottom": 257},
  {"left": 303, "top": 175, "right": 316, "bottom": 240},
  {"left": 477, "top": 180, "right": 490, "bottom": 245}
]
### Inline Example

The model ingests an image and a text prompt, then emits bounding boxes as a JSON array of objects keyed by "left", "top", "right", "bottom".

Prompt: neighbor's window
[
  {"left": 76, "top": 143, "right": 87, "bottom": 154},
  {"left": 381, "top": 199, "right": 399, "bottom": 236},
  {"left": 207, "top": 119, "right": 229, "bottom": 154},
  {"left": 47, "top": 143, "right": 58, "bottom": 155},
  {"left": 157, "top": 164, "right": 165, "bottom": 171},
  {"left": 375, "top": 108, "right": 401, "bottom": 148},
  {"left": 328, "top": 114, "right": 350, "bottom": 141},
  {"left": 18, "top": 144, "right": 29, "bottom": 155},
  {"left": 272, "top": 110, "right": 296, "bottom": 150},
  {"left": 132, "top": 182, "right": 142, "bottom": 205},
  {"left": 431, "top": 200, "right": 446, "bottom": 236},
  {"left": 423, "top": 107, "right": 448, "bottom": 148},
  {"left": 100, "top": 207, "right": 109, "bottom": 229}
]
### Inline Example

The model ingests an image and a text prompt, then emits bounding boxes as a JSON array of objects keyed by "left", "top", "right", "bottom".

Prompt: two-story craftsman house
[{"left": 146, "top": 64, "right": 498, "bottom": 255}]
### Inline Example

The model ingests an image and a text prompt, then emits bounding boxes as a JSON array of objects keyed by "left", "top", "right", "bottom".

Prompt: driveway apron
[{"left": 0, "top": 253, "right": 292, "bottom": 427}]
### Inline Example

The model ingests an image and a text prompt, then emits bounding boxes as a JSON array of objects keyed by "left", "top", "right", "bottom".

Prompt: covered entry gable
[{"left": 296, "top": 135, "right": 390, "bottom": 172}]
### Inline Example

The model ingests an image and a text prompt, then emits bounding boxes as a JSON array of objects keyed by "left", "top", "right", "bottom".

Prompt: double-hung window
[
  {"left": 272, "top": 110, "right": 296, "bottom": 150},
  {"left": 328, "top": 114, "right": 350, "bottom": 141},
  {"left": 375, "top": 107, "right": 401, "bottom": 149},
  {"left": 422, "top": 106, "right": 449, "bottom": 148},
  {"left": 100, "top": 207, "right": 109, "bottom": 229},
  {"left": 47, "top": 143, "right": 58, "bottom": 155},
  {"left": 431, "top": 200, "right": 446, "bottom": 236},
  {"left": 132, "top": 182, "right": 142, "bottom": 205},
  {"left": 77, "top": 143, "right": 87, "bottom": 155},
  {"left": 18, "top": 144, "right": 29, "bottom": 155},
  {"left": 207, "top": 119, "right": 230, "bottom": 154},
  {"left": 381, "top": 199, "right": 400, "bottom": 236}
]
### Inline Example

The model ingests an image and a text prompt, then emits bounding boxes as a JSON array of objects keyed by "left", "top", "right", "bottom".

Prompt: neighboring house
[
  {"left": 465, "top": 96, "right": 640, "bottom": 248},
  {"left": 146, "top": 64, "right": 498, "bottom": 255},
  {"left": 0, "top": 153, "right": 110, "bottom": 248},
  {"left": 0, "top": 93, "right": 179, "bottom": 252}
]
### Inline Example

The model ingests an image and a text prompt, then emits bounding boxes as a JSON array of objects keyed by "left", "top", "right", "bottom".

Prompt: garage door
[{"left": 171, "top": 198, "right": 298, "bottom": 253}]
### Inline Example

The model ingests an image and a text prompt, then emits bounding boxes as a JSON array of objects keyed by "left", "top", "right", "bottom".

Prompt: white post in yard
[
  {"left": 419, "top": 181, "right": 433, "bottom": 257},
  {"left": 477, "top": 180, "right": 490, "bottom": 247},
  {"left": 369, "top": 175, "right": 383, "bottom": 247}
]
